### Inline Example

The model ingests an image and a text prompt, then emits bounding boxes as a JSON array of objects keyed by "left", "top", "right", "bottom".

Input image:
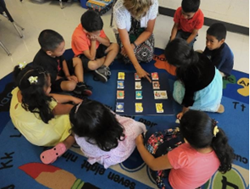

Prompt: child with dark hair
[
  {"left": 165, "top": 38, "right": 223, "bottom": 119},
  {"left": 170, "top": 0, "right": 204, "bottom": 47},
  {"left": 203, "top": 23, "right": 234, "bottom": 76},
  {"left": 69, "top": 100, "right": 146, "bottom": 168},
  {"left": 10, "top": 64, "right": 82, "bottom": 164},
  {"left": 71, "top": 10, "right": 119, "bottom": 83},
  {"left": 33, "top": 29, "right": 92, "bottom": 96},
  {"left": 136, "top": 110, "right": 234, "bottom": 189}
]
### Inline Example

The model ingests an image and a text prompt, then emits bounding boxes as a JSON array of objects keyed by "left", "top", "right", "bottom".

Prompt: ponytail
[{"left": 211, "top": 128, "right": 234, "bottom": 173}]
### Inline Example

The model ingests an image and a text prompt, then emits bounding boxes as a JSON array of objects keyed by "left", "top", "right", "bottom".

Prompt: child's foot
[
  {"left": 40, "top": 143, "right": 67, "bottom": 164},
  {"left": 94, "top": 66, "right": 111, "bottom": 82},
  {"left": 216, "top": 104, "right": 225, "bottom": 113},
  {"left": 74, "top": 82, "right": 92, "bottom": 96}
]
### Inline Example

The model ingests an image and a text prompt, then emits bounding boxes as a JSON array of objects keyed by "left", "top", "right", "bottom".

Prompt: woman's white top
[{"left": 113, "top": 0, "right": 159, "bottom": 31}]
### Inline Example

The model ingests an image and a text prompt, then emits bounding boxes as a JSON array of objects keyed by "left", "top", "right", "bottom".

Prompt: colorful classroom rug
[{"left": 0, "top": 48, "right": 248, "bottom": 189}]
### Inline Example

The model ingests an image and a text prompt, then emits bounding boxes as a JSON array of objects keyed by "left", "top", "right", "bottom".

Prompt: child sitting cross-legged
[
  {"left": 33, "top": 29, "right": 92, "bottom": 97},
  {"left": 10, "top": 64, "right": 83, "bottom": 164},
  {"left": 71, "top": 10, "right": 119, "bottom": 83},
  {"left": 136, "top": 110, "right": 234, "bottom": 189},
  {"left": 69, "top": 100, "right": 146, "bottom": 168}
]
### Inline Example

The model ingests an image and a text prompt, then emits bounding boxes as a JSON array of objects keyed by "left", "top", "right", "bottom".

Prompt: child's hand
[
  {"left": 67, "top": 75, "right": 78, "bottom": 83},
  {"left": 87, "top": 34, "right": 97, "bottom": 41},
  {"left": 121, "top": 47, "right": 127, "bottom": 57},
  {"left": 135, "top": 134, "right": 144, "bottom": 146},
  {"left": 176, "top": 112, "right": 184, "bottom": 120}
]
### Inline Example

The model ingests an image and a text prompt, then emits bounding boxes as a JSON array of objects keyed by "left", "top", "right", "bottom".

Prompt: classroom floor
[{"left": 0, "top": 0, "right": 249, "bottom": 80}]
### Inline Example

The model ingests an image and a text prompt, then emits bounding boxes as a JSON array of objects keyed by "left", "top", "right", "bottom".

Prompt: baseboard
[{"left": 159, "top": 7, "right": 249, "bottom": 36}]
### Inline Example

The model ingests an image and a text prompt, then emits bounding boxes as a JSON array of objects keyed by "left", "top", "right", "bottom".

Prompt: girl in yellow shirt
[{"left": 10, "top": 64, "right": 82, "bottom": 164}]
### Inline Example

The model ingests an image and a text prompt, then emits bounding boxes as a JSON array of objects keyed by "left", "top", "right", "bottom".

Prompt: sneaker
[
  {"left": 74, "top": 82, "right": 92, "bottom": 96},
  {"left": 216, "top": 104, "right": 225, "bottom": 113},
  {"left": 94, "top": 66, "right": 111, "bottom": 82}
]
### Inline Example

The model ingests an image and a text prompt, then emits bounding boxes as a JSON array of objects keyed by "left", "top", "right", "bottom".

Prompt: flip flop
[{"left": 40, "top": 143, "right": 67, "bottom": 164}]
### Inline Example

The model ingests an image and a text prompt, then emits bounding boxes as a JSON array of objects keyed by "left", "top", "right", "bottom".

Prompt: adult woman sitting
[
  {"left": 113, "top": 0, "right": 158, "bottom": 82},
  {"left": 165, "top": 38, "right": 224, "bottom": 119}
]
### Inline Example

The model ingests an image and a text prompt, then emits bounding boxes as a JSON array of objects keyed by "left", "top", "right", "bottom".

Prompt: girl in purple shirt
[{"left": 70, "top": 100, "right": 146, "bottom": 168}]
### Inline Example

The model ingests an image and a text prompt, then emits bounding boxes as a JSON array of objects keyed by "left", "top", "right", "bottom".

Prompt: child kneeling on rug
[
  {"left": 10, "top": 64, "right": 82, "bottom": 164},
  {"left": 69, "top": 99, "right": 146, "bottom": 168},
  {"left": 136, "top": 110, "right": 234, "bottom": 189}
]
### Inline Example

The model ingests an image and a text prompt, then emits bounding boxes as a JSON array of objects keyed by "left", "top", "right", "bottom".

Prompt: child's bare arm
[
  {"left": 83, "top": 40, "right": 96, "bottom": 60},
  {"left": 52, "top": 103, "right": 74, "bottom": 115},
  {"left": 136, "top": 134, "right": 173, "bottom": 171},
  {"left": 62, "top": 60, "right": 70, "bottom": 77},
  {"left": 170, "top": 23, "right": 179, "bottom": 41},
  {"left": 96, "top": 35, "right": 110, "bottom": 47},
  {"left": 187, "top": 29, "right": 199, "bottom": 44},
  {"left": 50, "top": 93, "right": 82, "bottom": 104}
]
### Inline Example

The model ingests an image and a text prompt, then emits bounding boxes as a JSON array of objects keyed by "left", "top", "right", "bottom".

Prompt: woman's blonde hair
[{"left": 123, "top": 0, "right": 152, "bottom": 20}]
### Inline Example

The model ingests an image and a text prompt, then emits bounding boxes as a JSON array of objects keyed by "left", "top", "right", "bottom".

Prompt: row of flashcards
[
  {"left": 118, "top": 72, "right": 160, "bottom": 81},
  {"left": 117, "top": 90, "right": 168, "bottom": 100},
  {"left": 117, "top": 80, "right": 161, "bottom": 90},
  {"left": 116, "top": 102, "right": 164, "bottom": 113}
]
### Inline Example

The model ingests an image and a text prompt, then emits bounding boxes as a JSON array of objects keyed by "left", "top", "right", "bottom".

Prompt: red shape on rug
[
  {"left": 153, "top": 54, "right": 176, "bottom": 76},
  {"left": 19, "top": 162, "right": 60, "bottom": 178}
]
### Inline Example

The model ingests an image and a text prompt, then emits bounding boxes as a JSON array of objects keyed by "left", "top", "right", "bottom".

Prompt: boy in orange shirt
[
  {"left": 170, "top": 0, "right": 204, "bottom": 47},
  {"left": 72, "top": 10, "right": 119, "bottom": 82}
]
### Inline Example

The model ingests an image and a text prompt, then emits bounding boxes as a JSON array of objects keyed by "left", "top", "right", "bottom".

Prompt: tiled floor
[{"left": 0, "top": 0, "right": 249, "bottom": 80}]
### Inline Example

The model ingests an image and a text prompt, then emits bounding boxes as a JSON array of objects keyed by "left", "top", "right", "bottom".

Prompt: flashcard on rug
[
  {"left": 152, "top": 81, "right": 160, "bottom": 89},
  {"left": 151, "top": 72, "right": 159, "bottom": 80},
  {"left": 154, "top": 90, "right": 168, "bottom": 99},
  {"left": 134, "top": 73, "right": 141, "bottom": 80},
  {"left": 118, "top": 72, "right": 125, "bottom": 80},
  {"left": 117, "top": 90, "right": 124, "bottom": 99},
  {"left": 117, "top": 81, "right": 124, "bottom": 89},
  {"left": 155, "top": 103, "right": 164, "bottom": 113},
  {"left": 135, "top": 103, "right": 143, "bottom": 113},
  {"left": 135, "top": 81, "right": 142, "bottom": 89},
  {"left": 116, "top": 102, "right": 124, "bottom": 112},
  {"left": 136, "top": 91, "right": 143, "bottom": 99}
]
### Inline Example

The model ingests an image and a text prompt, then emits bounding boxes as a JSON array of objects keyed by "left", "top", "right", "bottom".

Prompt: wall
[{"left": 159, "top": 0, "right": 249, "bottom": 27}]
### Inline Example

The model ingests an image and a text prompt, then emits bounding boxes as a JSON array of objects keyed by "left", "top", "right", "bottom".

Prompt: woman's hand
[
  {"left": 136, "top": 67, "right": 151, "bottom": 83},
  {"left": 136, "top": 134, "right": 144, "bottom": 146}
]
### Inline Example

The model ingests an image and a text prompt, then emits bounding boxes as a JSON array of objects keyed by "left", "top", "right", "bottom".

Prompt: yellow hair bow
[
  {"left": 28, "top": 76, "right": 38, "bottom": 84},
  {"left": 213, "top": 126, "right": 219, "bottom": 137},
  {"left": 18, "top": 62, "right": 27, "bottom": 70}
]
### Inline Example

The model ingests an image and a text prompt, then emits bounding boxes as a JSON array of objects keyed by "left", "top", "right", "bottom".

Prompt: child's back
[{"left": 70, "top": 100, "right": 146, "bottom": 168}]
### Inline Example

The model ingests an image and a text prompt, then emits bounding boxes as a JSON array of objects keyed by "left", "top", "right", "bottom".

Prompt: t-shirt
[
  {"left": 33, "top": 49, "right": 64, "bottom": 83},
  {"left": 176, "top": 53, "right": 215, "bottom": 107},
  {"left": 9, "top": 87, "right": 71, "bottom": 147},
  {"left": 174, "top": 7, "right": 204, "bottom": 33},
  {"left": 167, "top": 143, "right": 220, "bottom": 189},
  {"left": 113, "top": 0, "right": 158, "bottom": 31},
  {"left": 75, "top": 113, "right": 146, "bottom": 168},
  {"left": 203, "top": 43, "right": 234, "bottom": 76},
  {"left": 71, "top": 24, "right": 107, "bottom": 56}
]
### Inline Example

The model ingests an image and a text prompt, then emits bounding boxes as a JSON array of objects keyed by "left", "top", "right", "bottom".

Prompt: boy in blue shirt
[{"left": 203, "top": 23, "right": 234, "bottom": 76}]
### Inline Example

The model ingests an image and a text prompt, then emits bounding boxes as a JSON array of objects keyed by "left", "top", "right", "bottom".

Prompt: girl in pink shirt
[
  {"left": 136, "top": 110, "right": 234, "bottom": 189},
  {"left": 70, "top": 100, "right": 146, "bottom": 168}
]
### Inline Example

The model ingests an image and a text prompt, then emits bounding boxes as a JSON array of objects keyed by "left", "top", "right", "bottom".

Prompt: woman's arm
[
  {"left": 52, "top": 103, "right": 74, "bottom": 115},
  {"left": 119, "top": 28, "right": 151, "bottom": 82},
  {"left": 133, "top": 18, "right": 156, "bottom": 46},
  {"left": 136, "top": 134, "right": 173, "bottom": 171}
]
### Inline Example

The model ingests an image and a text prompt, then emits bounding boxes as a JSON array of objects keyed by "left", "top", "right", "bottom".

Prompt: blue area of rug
[{"left": 0, "top": 48, "right": 248, "bottom": 189}]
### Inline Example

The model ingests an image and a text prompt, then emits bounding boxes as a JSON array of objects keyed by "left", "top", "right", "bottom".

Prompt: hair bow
[
  {"left": 28, "top": 76, "right": 38, "bottom": 84},
  {"left": 18, "top": 62, "right": 27, "bottom": 70},
  {"left": 213, "top": 126, "right": 219, "bottom": 137}
]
